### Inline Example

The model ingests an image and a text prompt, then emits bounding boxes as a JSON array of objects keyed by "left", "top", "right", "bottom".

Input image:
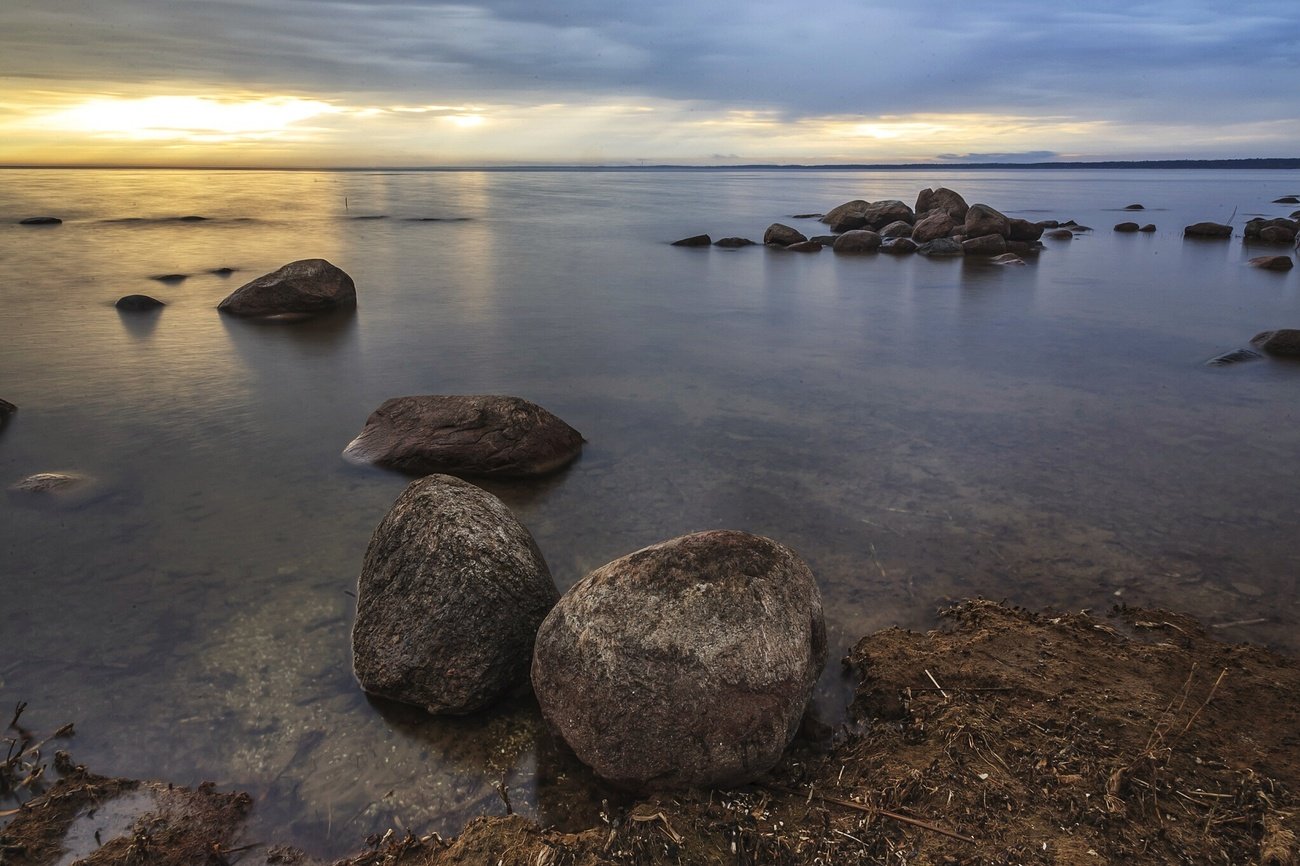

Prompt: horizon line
[{"left": 2, "top": 157, "right": 1300, "bottom": 172}]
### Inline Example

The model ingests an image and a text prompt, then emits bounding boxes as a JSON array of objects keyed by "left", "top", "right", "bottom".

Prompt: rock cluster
[
  {"left": 217, "top": 258, "right": 356, "bottom": 317},
  {"left": 532, "top": 530, "right": 826, "bottom": 791},
  {"left": 352, "top": 475, "right": 559, "bottom": 714},
  {"left": 1245, "top": 217, "right": 1298, "bottom": 245},
  {"left": 343, "top": 394, "right": 584, "bottom": 478}
]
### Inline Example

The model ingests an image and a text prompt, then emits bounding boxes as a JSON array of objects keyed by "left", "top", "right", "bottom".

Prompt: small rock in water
[
  {"left": 1251, "top": 329, "right": 1300, "bottom": 356},
  {"left": 1205, "top": 348, "right": 1262, "bottom": 366},
  {"left": 150, "top": 273, "right": 189, "bottom": 283},
  {"left": 917, "top": 237, "right": 964, "bottom": 257},
  {"left": 763, "top": 223, "right": 807, "bottom": 246},
  {"left": 176, "top": 215, "right": 208, "bottom": 221},
  {"left": 670, "top": 233, "right": 711, "bottom": 247},
  {"left": 353, "top": 474, "right": 559, "bottom": 715},
  {"left": 1184, "top": 222, "right": 1233, "bottom": 238},
  {"left": 962, "top": 233, "right": 1007, "bottom": 256},
  {"left": 8, "top": 472, "right": 100, "bottom": 503},
  {"left": 532, "top": 530, "right": 826, "bottom": 791},
  {"left": 789, "top": 212, "right": 823, "bottom": 219},
  {"left": 1273, "top": 196, "right": 1300, "bottom": 204},
  {"left": 343, "top": 394, "right": 583, "bottom": 477},
  {"left": 880, "top": 237, "right": 918, "bottom": 254},
  {"left": 217, "top": 258, "right": 355, "bottom": 317},
  {"left": 1139, "top": 224, "right": 1157, "bottom": 232},
  {"left": 1124, "top": 203, "right": 1145, "bottom": 210},
  {"left": 1114, "top": 222, "right": 1140, "bottom": 233},
  {"left": 1249, "top": 255, "right": 1294, "bottom": 271},
  {"left": 989, "top": 253, "right": 1026, "bottom": 266},
  {"left": 19, "top": 216, "right": 62, "bottom": 225},
  {"left": 209, "top": 267, "right": 237, "bottom": 276},
  {"left": 1007, "top": 218, "right": 1044, "bottom": 242},
  {"left": 810, "top": 235, "right": 839, "bottom": 246},
  {"left": 785, "top": 240, "right": 823, "bottom": 252},
  {"left": 0, "top": 398, "right": 15, "bottom": 423},
  {"left": 115, "top": 294, "right": 165, "bottom": 310},
  {"left": 1045, "top": 228, "right": 1074, "bottom": 240},
  {"left": 713, "top": 236, "right": 755, "bottom": 248}
]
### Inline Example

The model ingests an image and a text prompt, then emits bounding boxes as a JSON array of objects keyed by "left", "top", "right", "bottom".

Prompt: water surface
[{"left": 2, "top": 168, "right": 1299, "bottom": 855}]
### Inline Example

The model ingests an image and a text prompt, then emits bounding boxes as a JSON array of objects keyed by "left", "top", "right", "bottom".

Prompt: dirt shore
[{"left": 4, "top": 600, "right": 1298, "bottom": 865}]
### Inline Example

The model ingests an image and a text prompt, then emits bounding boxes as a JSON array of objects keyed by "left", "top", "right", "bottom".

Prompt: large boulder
[
  {"left": 343, "top": 395, "right": 583, "bottom": 478},
  {"left": 763, "top": 224, "right": 807, "bottom": 247},
  {"left": 860, "top": 200, "right": 914, "bottom": 230},
  {"left": 217, "top": 258, "right": 355, "bottom": 317},
  {"left": 1251, "top": 329, "right": 1300, "bottom": 356},
  {"left": 532, "top": 530, "right": 826, "bottom": 791},
  {"left": 911, "top": 211, "right": 959, "bottom": 243},
  {"left": 963, "top": 204, "right": 1010, "bottom": 239},
  {"left": 820, "top": 200, "right": 870, "bottom": 228},
  {"left": 1007, "top": 218, "right": 1044, "bottom": 242},
  {"left": 880, "top": 237, "right": 918, "bottom": 254},
  {"left": 352, "top": 474, "right": 559, "bottom": 715},
  {"left": 1249, "top": 255, "right": 1294, "bottom": 271},
  {"left": 1184, "top": 222, "right": 1233, "bottom": 238},
  {"left": 878, "top": 220, "right": 912, "bottom": 239},
  {"left": 915, "top": 187, "right": 969, "bottom": 221},
  {"left": 1260, "top": 225, "right": 1297, "bottom": 244},
  {"left": 832, "top": 230, "right": 882, "bottom": 253},
  {"left": 962, "top": 234, "right": 1008, "bottom": 256}
]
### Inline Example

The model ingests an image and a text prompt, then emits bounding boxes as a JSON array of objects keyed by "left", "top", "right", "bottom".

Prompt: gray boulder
[
  {"left": 911, "top": 211, "right": 959, "bottom": 243},
  {"left": 353, "top": 474, "right": 559, "bottom": 714},
  {"left": 915, "top": 187, "right": 969, "bottom": 221},
  {"left": 1184, "top": 222, "right": 1233, "bottom": 238},
  {"left": 531, "top": 530, "right": 826, "bottom": 791},
  {"left": 343, "top": 395, "right": 583, "bottom": 478},
  {"left": 1251, "top": 329, "right": 1300, "bottom": 356},
  {"left": 217, "top": 258, "right": 356, "bottom": 317},
  {"left": 917, "top": 237, "right": 964, "bottom": 257},
  {"left": 763, "top": 224, "right": 807, "bottom": 247},
  {"left": 963, "top": 204, "right": 1010, "bottom": 239},
  {"left": 1249, "top": 255, "right": 1294, "bottom": 271},
  {"left": 962, "top": 234, "right": 1007, "bottom": 256},
  {"left": 832, "top": 230, "right": 882, "bottom": 253}
]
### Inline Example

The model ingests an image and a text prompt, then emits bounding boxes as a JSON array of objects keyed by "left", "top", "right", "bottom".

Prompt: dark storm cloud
[{"left": 4, "top": 0, "right": 1299, "bottom": 127}]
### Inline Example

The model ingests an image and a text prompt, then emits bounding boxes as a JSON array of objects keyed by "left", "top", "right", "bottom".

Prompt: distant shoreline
[{"left": 2, "top": 158, "right": 1299, "bottom": 172}]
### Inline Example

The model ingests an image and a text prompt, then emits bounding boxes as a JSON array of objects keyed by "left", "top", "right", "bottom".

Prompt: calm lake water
[{"left": 2, "top": 167, "right": 1299, "bottom": 855}]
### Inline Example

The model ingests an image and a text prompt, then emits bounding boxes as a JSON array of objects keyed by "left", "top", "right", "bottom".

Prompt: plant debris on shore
[{"left": 4, "top": 600, "right": 1298, "bottom": 865}]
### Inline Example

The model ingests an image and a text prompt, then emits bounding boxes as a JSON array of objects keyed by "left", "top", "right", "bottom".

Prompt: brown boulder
[
  {"left": 1184, "top": 222, "right": 1233, "bottom": 238},
  {"left": 962, "top": 233, "right": 1008, "bottom": 256},
  {"left": 917, "top": 238, "right": 964, "bottom": 257},
  {"left": 832, "top": 230, "right": 882, "bottom": 253},
  {"left": 785, "top": 240, "right": 823, "bottom": 252},
  {"left": 963, "top": 203, "right": 1010, "bottom": 239},
  {"left": 764, "top": 223, "right": 807, "bottom": 246},
  {"left": 352, "top": 475, "right": 559, "bottom": 714},
  {"left": 915, "top": 187, "right": 969, "bottom": 221},
  {"left": 1249, "top": 256, "right": 1294, "bottom": 272},
  {"left": 878, "top": 220, "right": 912, "bottom": 239},
  {"left": 1139, "top": 224, "right": 1157, "bottom": 233},
  {"left": 880, "top": 237, "right": 918, "bottom": 254},
  {"left": 860, "top": 200, "right": 915, "bottom": 230},
  {"left": 714, "top": 237, "right": 755, "bottom": 248},
  {"left": 343, "top": 395, "right": 583, "bottom": 478},
  {"left": 217, "top": 258, "right": 356, "bottom": 317},
  {"left": 820, "top": 200, "right": 870, "bottom": 227},
  {"left": 912, "top": 211, "right": 959, "bottom": 243},
  {"left": 1260, "top": 225, "right": 1297, "bottom": 244},
  {"left": 1045, "top": 229, "right": 1074, "bottom": 240},
  {"left": 1251, "top": 329, "right": 1300, "bottom": 356},
  {"left": 1114, "top": 222, "right": 1140, "bottom": 233},
  {"left": 1007, "top": 218, "right": 1044, "bottom": 242},
  {"left": 531, "top": 530, "right": 826, "bottom": 791}
]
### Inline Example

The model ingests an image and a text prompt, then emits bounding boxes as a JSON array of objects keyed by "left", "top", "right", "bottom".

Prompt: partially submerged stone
[
  {"left": 532, "top": 530, "right": 826, "bottom": 791},
  {"left": 1249, "top": 255, "right": 1294, "bottom": 271},
  {"left": 831, "top": 230, "right": 882, "bottom": 253},
  {"left": 116, "top": 294, "right": 165, "bottom": 310},
  {"left": 10, "top": 471, "right": 92, "bottom": 494},
  {"left": 217, "top": 258, "right": 356, "bottom": 317},
  {"left": 917, "top": 237, "right": 964, "bottom": 257},
  {"left": 963, "top": 204, "right": 1010, "bottom": 239},
  {"left": 671, "top": 234, "right": 711, "bottom": 247},
  {"left": 1206, "top": 348, "right": 1262, "bottom": 367},
  {"left": 1184, "top": 222, "right": 1233, "bottom": 238},
  {"left": 0, "top": 398, "right": 14, "bottom": 420},
  {"left": 713, "top": 236, "right": 755, "bottom": 248},
  {"left": 763, "top": 223, "right": 807, "bottom": 247},
  {"left": 353, "top": 474, "right": 559, "bottom": 715},
  {"left": 962, "top": 233, "right": 1007, "bottom": 256},
  {"left": 911, "top": 211, "right": 959, "bottom": 243},
  {"left": 343, "top": 394, "right": 583, "bottom": 477},
  {"left": 19, "top": 216, "right": 61, "bottom": 225},
  {"left": 1139, "top": 224, "right": 1157, "bottom": 232},
  {"left": 1114, "top": 222, "right": 1140, "bottom": 233},
  {"left": 1250, "top": 329, "right": 1300, "bottom": 356},
  {"left": 989, "top": 253, "right": 1027, "bottom": 266},
  {"left": 785, "top": 240, "right": 823, "bottom": 252},
  {"left": 1124, "top": 203, "right": 1145, "bottom": 210}
]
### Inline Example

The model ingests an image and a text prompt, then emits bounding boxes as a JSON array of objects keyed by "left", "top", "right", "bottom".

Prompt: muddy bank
[{"left": 4, "top": 600, "right": 1298, "bottom": 865}]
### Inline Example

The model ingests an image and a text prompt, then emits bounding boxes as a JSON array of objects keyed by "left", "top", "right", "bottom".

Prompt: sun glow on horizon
[{"left": 40, "top": 95, "right": 341, "bottom": 142}]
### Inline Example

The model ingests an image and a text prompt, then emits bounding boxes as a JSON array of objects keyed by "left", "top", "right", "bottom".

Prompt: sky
[{"left": 2, "top": 0, "right": 1299, "bottom": 167}]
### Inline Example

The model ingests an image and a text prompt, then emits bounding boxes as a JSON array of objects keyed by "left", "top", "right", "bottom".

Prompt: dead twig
[{"left": 764, "top": 785, "right": 976, "bottom": 844}]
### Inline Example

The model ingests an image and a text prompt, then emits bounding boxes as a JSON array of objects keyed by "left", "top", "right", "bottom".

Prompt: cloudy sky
[{"left": 2, "top": 0, "right": 1298, "bottom": 166}]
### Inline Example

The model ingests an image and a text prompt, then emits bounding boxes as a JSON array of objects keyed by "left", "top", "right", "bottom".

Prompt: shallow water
[{"left": 2, "top": 167, "right": 1299, "bottom": 855}]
